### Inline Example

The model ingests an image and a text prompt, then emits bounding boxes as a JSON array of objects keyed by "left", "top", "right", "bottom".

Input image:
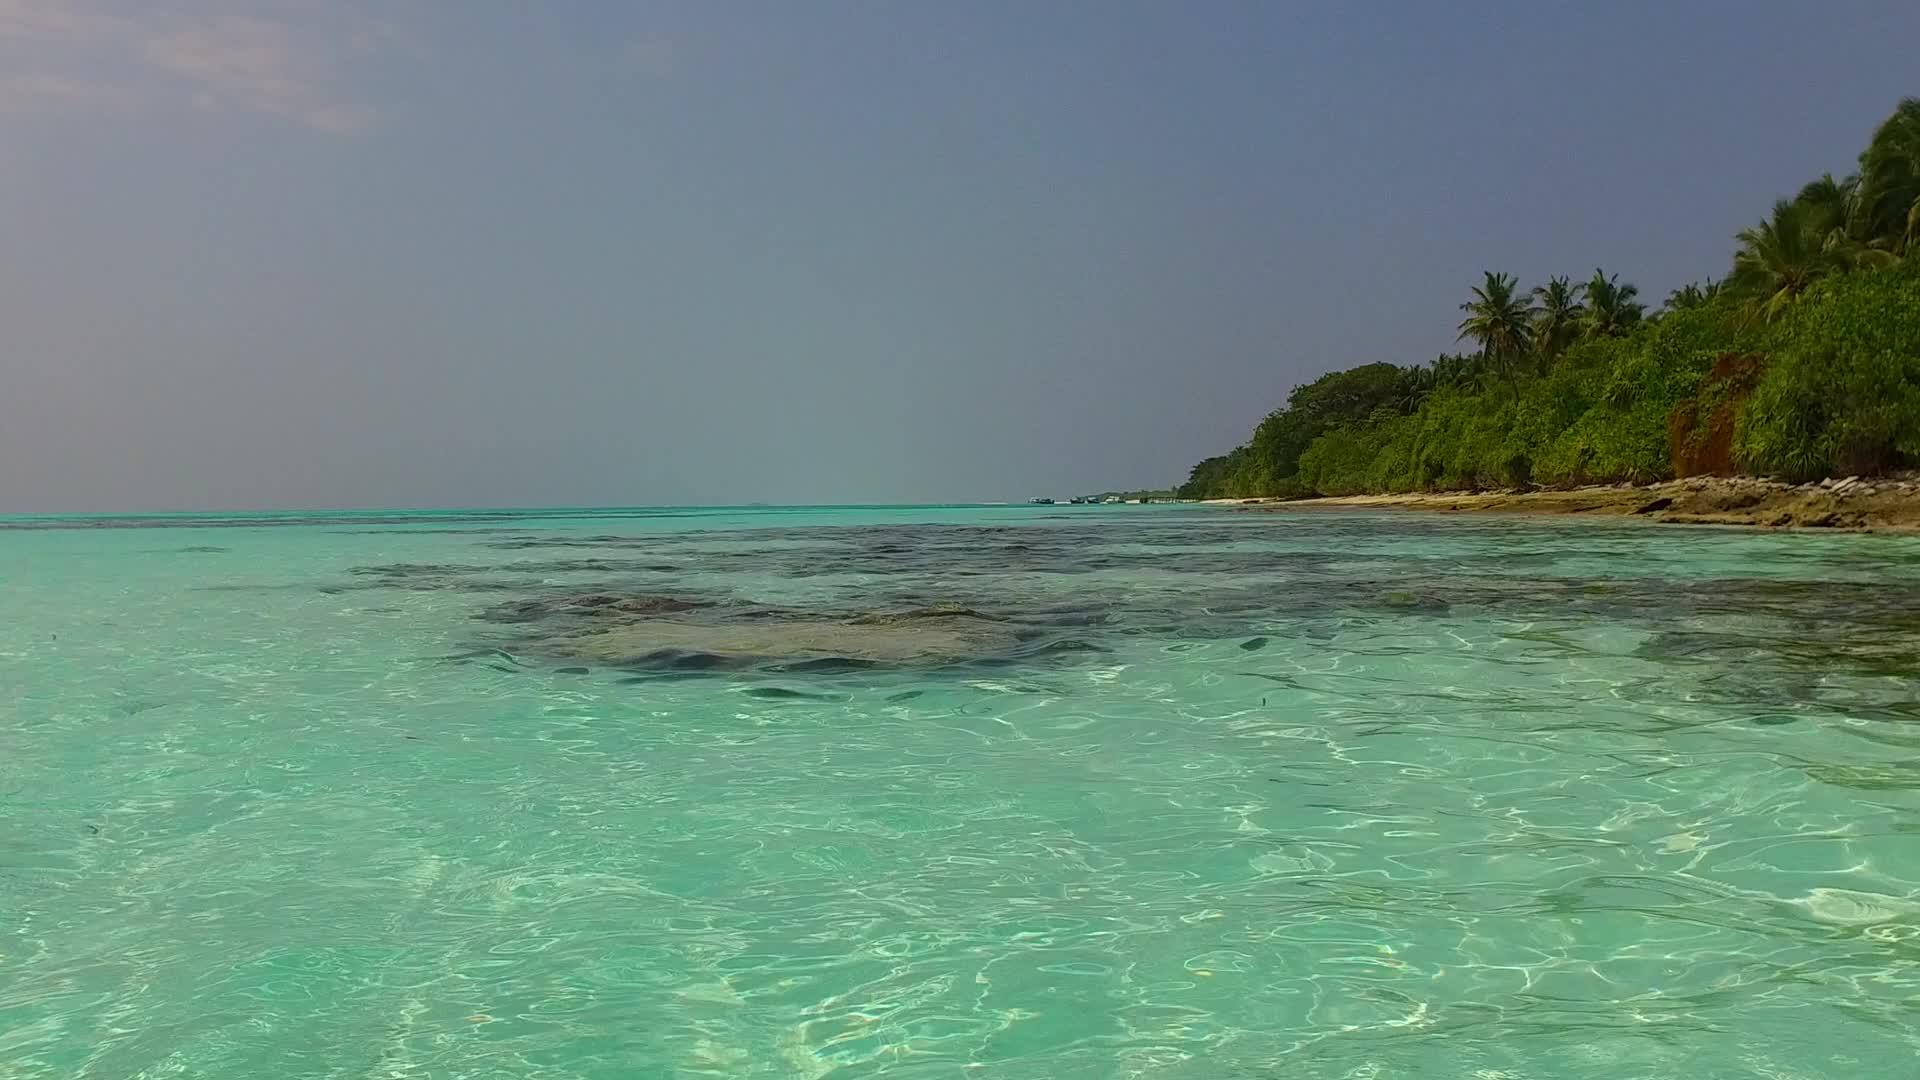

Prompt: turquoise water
[{"left": 4, "top": 504, "right": 1919, "bottom": 1078}]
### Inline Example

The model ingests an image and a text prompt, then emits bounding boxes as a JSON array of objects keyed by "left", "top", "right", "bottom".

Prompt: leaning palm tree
[
  {"left": 1580, "top": 269, "right": 1645, "bottom": 338},
  {"left": 1457, "top": 272, "right": 1533, "bottom": 396},
  {"left": 1528, "top": 276, "right": 1585, "bottom": 371},
  {"left": 1727, "top": 199, "right": 1854, "bottom": 320},
  {"left": 1857, "top": 97, "right": 1920, "bottom": 255}
]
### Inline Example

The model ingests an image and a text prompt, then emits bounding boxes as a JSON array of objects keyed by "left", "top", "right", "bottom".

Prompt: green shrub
[{"left": 1735, "top": 266, "right": 1920, "bottom": 479}]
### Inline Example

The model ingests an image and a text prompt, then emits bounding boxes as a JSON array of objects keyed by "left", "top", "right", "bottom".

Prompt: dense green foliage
[
  {"left": 1735, "top": 269, "right": 1920, "bottom": 480},
  {"left": 1179, "top": 99, "right": 1920, "bottom": 499}
]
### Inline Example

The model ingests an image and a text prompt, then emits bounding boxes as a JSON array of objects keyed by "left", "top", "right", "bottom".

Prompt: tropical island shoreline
[
  {"left": 1212, "top": 474, "right": 1920, "bottom": 531},
  {"left": 1170, "top": 98, "right": 1920, "bottom": 514}
]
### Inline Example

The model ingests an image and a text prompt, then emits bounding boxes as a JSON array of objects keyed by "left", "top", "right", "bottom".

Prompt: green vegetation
[{"left": 1179, "top": 98, "right": 1920, "bottom": 500}]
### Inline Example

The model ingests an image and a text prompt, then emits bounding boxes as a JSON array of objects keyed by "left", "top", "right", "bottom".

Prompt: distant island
[
  {"left": 1176, "top": 98, "right": 1920, "bottom": 504},
  {"left": 1028, "top": 490, "right": 1178, "bottom": 506}
]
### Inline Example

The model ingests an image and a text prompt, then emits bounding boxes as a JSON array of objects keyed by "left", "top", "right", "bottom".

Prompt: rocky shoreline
[{"left": 1234, "top": 474, "right": 1920, "bottom": 531}]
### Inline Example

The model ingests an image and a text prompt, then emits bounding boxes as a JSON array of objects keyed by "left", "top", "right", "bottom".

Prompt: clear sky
[{"left": 4, "top": 1, "right": 1917, "bottom": 511}]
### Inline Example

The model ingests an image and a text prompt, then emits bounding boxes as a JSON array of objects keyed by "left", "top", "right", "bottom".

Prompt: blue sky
[{"left": 4, "top": 1, "right": 1917, "bottom": 511}]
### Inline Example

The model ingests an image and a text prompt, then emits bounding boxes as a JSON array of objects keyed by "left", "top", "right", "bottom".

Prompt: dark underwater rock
[
  {"left": 477, "top": 593, "right": 708, "bottom": 623},
  {"left": 743, "top": 686, "right": 849, "bottom": 701},
  {"left": 846, "top": 605, "right": 1002, "bottom": 626},
  {"left": 1374, "top": 590, "right": 1451, "bottom": 614}
]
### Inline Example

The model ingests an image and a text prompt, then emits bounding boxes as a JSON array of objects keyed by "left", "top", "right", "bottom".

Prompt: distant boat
[{"left": 1028, "top": 497, "right": 1055, "bottom": 505}]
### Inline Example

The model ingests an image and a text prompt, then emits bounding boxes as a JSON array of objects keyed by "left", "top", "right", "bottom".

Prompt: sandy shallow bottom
[{"left": 4, "top": 502, "right": 1920, "bottom": 1078}]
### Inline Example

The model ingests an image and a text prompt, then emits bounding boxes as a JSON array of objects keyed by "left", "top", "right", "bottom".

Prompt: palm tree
[
  {"left": 1727, "top": 199, "right": 1857, "bottom": 320},
  {"left": 1857, "top": 97, "right": 1920, "bottom": 255},
  {"left": 1529, "top": 276, "right": 1585, "bottom": 371},
  {"left": 1664, "top": 278, "right": 1721, "bottom": 311},
  {"left": 1794, "top": 173, "right": 1865, "bottom": 247},
  {"left": 1457, "top": 271, "right": 1532, "bottom": 395},
  {"left": 1395, "top": 364, "right": 1438, "bottom": 413},
  {"left": 1430, "top": 352, "right": 1483, "bottom": 392},
  {"left": 1580, "top": 269, "right": 1645, "bottom": 338}
]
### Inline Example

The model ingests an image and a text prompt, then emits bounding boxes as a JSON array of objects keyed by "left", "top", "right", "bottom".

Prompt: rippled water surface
[{"left": 5, "top": 504, "right": 1920, "bottom": 1078}]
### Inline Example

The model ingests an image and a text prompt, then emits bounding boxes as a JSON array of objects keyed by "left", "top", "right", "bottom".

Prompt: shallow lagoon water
[{"left": 3, "top": 504, "right": 1919, "bottom": 1078}]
